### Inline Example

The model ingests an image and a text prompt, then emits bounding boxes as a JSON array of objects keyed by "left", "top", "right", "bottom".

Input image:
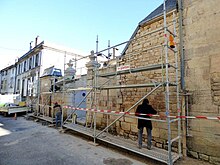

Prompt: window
[
  {"left": 24, "top": 61, "right": 26, "bottom": 72},
  {"left": 3, "top": 80, "right": 7, "bottom": 90},
  {"left": 18, "top": 65, "right": 20, "bottom": 74},
  {"left": 1, "top": 81, "right": 3, "bottom": 89},
  {"left": 29, "top": 58, "right": 32, "bottom": 69},
  {"left": 35, "top": 54, "right": 39, "bottom": 67},
  {"left": 17, "top": 79, "right": 20, "bottom": 90},
  {"left": 9, "top": 77, "right": 13, "bottom": 88},
  {"left": 53, "top": 68, "right": 62, "bottom": 77},
  {"left": 16, "top": 66, "right": 19, "bottom": 75},
  {"left": 20, "top": 63, "right": 23, "bottom": 73}
]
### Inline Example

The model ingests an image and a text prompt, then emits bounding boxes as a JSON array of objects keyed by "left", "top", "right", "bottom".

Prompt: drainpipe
[
  {"left": 178, "top": 0, "right": 188, "bottom": 157},
  {"left": 178, "top": 0, "right": 185, "bottom": 90},
  {"left": 14, "top": 64, "right": 17, "bottom": 94}
]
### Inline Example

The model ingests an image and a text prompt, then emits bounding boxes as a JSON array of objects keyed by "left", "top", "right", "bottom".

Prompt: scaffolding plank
[
  {"left": 63, "top": 123, "right": 94, "bottom": 137},
  {"left": 67, "top": 87, "right": 92, "bottom": 91},
  {"left": 98, "top": 64, "right": 169, "bottom": 77},
  {"left": 97, "top": 83, "right": 162, "bottom": 90},
  {"left": 55, "top": 79, "right": 76, "bottom": 86},
  {"left": 36, "top": 115, "right": 55, "bottom": 123},
  {"left": 63, "top": 123, "right": 180, "bottom": 164}
]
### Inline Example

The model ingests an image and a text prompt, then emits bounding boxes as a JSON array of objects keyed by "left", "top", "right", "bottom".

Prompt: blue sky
[{"left": 0, "top": 0, "right": 163, "bottom": 69}]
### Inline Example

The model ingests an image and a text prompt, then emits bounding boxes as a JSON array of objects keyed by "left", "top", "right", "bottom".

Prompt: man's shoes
[
  {"left": 147, "top": 146, "right": 151, "bottom": 150},
  {"left": 138, "top": 145, "right": 142, "bottom": 149}
]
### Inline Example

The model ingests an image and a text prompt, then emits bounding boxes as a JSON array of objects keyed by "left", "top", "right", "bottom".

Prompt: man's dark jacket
[{"left": 136, "top": 103, "right": 157, "bottom": 130}]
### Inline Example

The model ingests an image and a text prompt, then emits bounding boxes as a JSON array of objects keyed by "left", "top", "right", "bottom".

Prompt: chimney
[
  {"left": 35, "top": 36, "right": 39, "bottom": 46},
  {"left": 30, "top": 41, "right": 33, "bottom": 50}
]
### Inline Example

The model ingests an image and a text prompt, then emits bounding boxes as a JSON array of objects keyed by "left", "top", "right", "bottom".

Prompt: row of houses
[{"left": 0, "top": 40, "right": 86, "bottom": 104}]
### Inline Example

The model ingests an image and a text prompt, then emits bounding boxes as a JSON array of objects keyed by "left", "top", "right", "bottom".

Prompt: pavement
[{"left": 0, "top": 114, "right": 213, "bottom": 165}]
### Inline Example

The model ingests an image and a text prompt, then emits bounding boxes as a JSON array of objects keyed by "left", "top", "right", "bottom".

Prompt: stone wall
[
  {"left": 118, "top": 11, "right": 180, "bottom": 149},
  {"left": 183, "top": 0, "right": 220, "bottom": 164},
  {"left": 86, "top": 60, "right": 118, "bottom": 132}
]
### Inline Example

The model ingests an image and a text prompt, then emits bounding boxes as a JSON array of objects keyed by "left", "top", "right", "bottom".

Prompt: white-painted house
[
  {"left": 0, "top": 64, "right": 16, "bottom": 94},
  {"left": 0, "top": 40, "right": 87, "bottom": 106}
]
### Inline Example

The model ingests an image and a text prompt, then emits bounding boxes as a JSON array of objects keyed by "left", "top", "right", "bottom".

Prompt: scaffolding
[
  {"left": 60, "top": 1, "right": 182, "bottom": 165},
  {"left": 35, "top": 1, "right": 181, "bottom": 165},
  {"left": 35, "top": 49, "right": 88, "bottom": 124}
]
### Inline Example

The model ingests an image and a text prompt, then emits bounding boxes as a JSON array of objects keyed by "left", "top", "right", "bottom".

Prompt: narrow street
[
  {"left": 0, "top": 115, "right": 152, "bottom": 165},
  {"left": 0, "top": 115, "right": 212, "bottom": 165}
]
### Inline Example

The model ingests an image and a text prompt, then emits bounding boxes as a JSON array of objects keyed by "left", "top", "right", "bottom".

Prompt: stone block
[
  {"left": 124, "top": 116, "right": 136, "bottom": 123},
  {"left": 191, "top": 103, "right": 218, "bottom": 113},
  {"left": 172, "top": 146, "right": 178, "bottom": 152},
  {"left": 187, "top": 135, "right": 220, "bottom": 157},
  {"left": 159, "top": 128, "right": 168, "bottom": 139},
  {"left": 129, "top": 134, "right": 137, "bottom": 141},
  {"left": 121, "top": 122, "right": 131, "bottom": 131},
  {"left": 156, "top": 142, "right": 163, "bottom": 148},
  {"left": 211, "top": 73, "right": 220, "bottom": 83},
  {"left": 188, "top": 150, "right": 199, "bottom": 159},
  {"left": 199, "top": 153, "right": 209, "bottom": 161},
  {"left": 210, "top": 156, "right": 220, "bottom": 165},
  {"left": 211, "top": 55, "right": 220, "bottom": 73},
  {"left": 110, "top": 115, "right": 119, "bottom": 121},
  {"left": 187, "top": 55, "right": 210, "bottom": 68},
  {"left": 152, "top": 128, "right": 160, "bottom": 138},
  {"left": 130, "top": 123, "right": 138, "bottom": 133},
  {"left": 189, "top": 120, "right": 220, "bottom": 134}
]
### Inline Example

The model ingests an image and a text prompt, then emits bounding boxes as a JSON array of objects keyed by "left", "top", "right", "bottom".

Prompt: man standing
[
  {"left": 53, "top": 102, "right": 62, "bottom": 128},
  {"left": 135, "top": 99, "right": 157, "bottom": 150}
]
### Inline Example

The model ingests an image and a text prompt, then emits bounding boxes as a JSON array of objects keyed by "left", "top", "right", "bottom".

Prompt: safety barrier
[{"left": 63, "top": 106, "right": 220, "bottom": 120}]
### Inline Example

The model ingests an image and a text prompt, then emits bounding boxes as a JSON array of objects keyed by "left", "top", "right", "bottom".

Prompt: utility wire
[{"left": 0, "top": 46, "right": 26, "bottom": 51}]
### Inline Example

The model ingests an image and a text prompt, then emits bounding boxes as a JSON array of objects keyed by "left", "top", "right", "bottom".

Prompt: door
[{"left": 73, "top": 90, "right": 86, "bottom": 124}]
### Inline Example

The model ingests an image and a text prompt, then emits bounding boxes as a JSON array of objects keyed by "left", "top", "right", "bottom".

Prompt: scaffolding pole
[
  {"left": 163, "top": 0, "right": 173, "bottom": 164},
  {"left": 173, "top": 11, "right": 182, "bottom": 157}
]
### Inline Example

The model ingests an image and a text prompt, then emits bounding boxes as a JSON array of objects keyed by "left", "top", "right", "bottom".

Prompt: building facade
[
  {"left": 0, "top": 65, "right": 16, "bottom": 94},
  {"left": 0, "top": 41, "right": 85, "bottom": 108}
]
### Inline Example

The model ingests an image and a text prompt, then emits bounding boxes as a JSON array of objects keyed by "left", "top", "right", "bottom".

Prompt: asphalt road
[
  {"left": 0, "top": 115, "right": 150, "bottom": 165},
  {"left": 0, "top": 115, "right": 212, "bottom": 165}
]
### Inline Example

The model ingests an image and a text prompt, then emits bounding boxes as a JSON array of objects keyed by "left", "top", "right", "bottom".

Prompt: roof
[
  {"left": 139, "top": 0, "right": 177, "bottom": 25},
  {"left": 18, "top": 40, "right": 86, "bottom": 62},
  {"left": 18, "top": 41, "right": 44, "bottom": 61},
  {"left": 0, "top": 64, "right": 15, "bottom": 72},
  {"left": 41, "top": 66, "right": 62, "bottom": 78},
  {"left": 121, "top": 0, "right": 177, "bottom": 55}
]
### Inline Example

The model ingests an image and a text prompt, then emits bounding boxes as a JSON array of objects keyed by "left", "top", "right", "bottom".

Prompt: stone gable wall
[{"left": 118, "top": 12, "right": 180, "bottom": 149}]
